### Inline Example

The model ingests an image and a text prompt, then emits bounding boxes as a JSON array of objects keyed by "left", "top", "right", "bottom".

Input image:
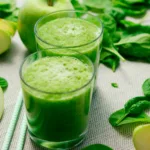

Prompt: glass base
[{"left": 29, "top": 130, "right": 86, "bottom": 150}]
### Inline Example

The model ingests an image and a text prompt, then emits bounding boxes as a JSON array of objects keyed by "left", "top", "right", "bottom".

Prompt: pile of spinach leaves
[
  {"left": 71, "top": 0, "right": 150, "bottom": 71},
  {"left": 109, "top": 78, "right": 150, "bottom": 127}
]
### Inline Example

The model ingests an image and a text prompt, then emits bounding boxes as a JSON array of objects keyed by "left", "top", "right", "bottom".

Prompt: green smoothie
[
  {"left": 22, "top": 56, "right": 94, "bottom": 142},
  {"left": 37, "top": 18, "right": 101, "bottom": 64}
]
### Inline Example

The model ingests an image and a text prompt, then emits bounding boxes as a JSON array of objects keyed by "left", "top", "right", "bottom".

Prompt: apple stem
[{"left": 47, "top": 0, "right": 53, "bottom": 6}]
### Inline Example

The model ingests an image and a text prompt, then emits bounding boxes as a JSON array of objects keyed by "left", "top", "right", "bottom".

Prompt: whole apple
[{"left": 18, "top": 0, "right": 74, "bottom": 52}]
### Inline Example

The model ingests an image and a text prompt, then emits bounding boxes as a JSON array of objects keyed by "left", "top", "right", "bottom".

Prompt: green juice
[
  {"left": 37, "top": 18, "right": 101, "bottom": 65},
  {"left": 21, "top": 56, "right": 94, "bottom": 144}
]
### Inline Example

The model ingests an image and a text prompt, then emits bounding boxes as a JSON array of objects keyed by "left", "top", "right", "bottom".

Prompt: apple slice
[
  {"left": 0, "top": 29, "right": 11, "bottom": 55},
  {"left": 0, "top": 19, "right": 17, "bottom": 37},
  {"left": 0, "top": 86, "right": 4, "bottom": 120},
  {"left": 133, "top": 124, "right": 150, "bottom": 150}
]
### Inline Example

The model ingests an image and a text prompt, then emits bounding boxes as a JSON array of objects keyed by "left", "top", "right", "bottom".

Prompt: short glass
[
  {"left": 20, "top": 50, "right": 95, "bottom": 149},
  {"left": 34, "top": 10, "right": 103, "bottom": 73}
]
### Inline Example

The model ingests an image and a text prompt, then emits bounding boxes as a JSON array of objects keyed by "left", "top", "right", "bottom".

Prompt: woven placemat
[{"left": 2, "top": 32, "right": 150, "bottom": 150}]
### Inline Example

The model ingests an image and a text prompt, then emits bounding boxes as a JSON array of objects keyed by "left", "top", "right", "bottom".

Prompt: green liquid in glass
[
  {"left": 37, "top": 18, "right": 101, "bottom": 64},
  {"left": 22, "top": 56, "right": 93, "bottom": 142}
]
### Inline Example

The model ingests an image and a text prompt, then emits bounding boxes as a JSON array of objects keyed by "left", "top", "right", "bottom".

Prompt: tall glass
[
  {"left": 34, "top": 10, "right": 103, "bottom": 75},
  {"left": 20, "top": 51, "right": 95, "bottom": 149}
]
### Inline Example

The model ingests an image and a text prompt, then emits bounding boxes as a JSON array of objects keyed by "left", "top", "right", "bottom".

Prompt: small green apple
[
  {"left": 0, "top": 19, "right": 17, "bottom": 36},
  {"left": 18, "top": 0, "right": 74, "bottom": 53},
  {"left": 133, "top": 124, "right": 150, "bottom": 150},
  {"left": 0, "top": 19, "right": 17, "bottom": 55},
  {"left": 0, "top": 30, "right": 11, "bottom": 55}
]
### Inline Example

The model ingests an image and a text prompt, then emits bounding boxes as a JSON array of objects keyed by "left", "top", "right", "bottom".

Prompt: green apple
[
  {"left": 0, "top": 30, "right": 11, "bottom": 55},
  {"left": 0, "top": 19, "right": 17, "bottom": 36},
  {"left": 18, "top": 0, "right": 74, "bottom": 53},
  {"left": 0, "top": 19, "right": 17, "bottom": 55},
  {"left": 133, "top": 124, "right": 150, "bottom": 150},
  {"left": 0, "top": 86, "right": 4, "bottom": 120}
]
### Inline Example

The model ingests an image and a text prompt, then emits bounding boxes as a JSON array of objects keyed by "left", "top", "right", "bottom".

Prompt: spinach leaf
[
  {"left": 83, "top": 0, "right": 112, "bottom": 12},
  {"left": 119, "top": 20, "right": 150, "bottom": 34},
  {"left": 115, "top": 32, "right": 150, "bottom": 59},
  {"left": 109, "top": 108, "right": 150, "bottom": 126},
  {"left": 115, "top": 33, "right": 150, "bottom": 46},
  {"left": 117, "top": 43, "right": 150, "bottom": 59},
  {"left": 102, "top": 30, "right": 125, "bottom": 61},
  {"left": 0, "top": 0, "right": 15, "bottom": 16},
  {"left": 98, "top": 14, "right": 116, "bottom": 34},
  {"left": 112, "top": 0, "right": 147, "bottom": 17},
  {"left": 0, "top": 77, "right": 8, "bottom": 88},
  {"left": 142, "top": 78, "right": 150, "bottom": 97},
  {"left": 86, "top": 13, "right": 124, "bottom": 71},
  {"left": 109, "top": 96, "right": 150, "bottom": 126},
  {"left": 0, "top": 0, "right": 18, "bottom": 22},
  {"left": 82, "top": 144, "right": 113, "bottom": 150},
  {"left": 117, "top": 7, "right": 146, "bottom": 17},
  {"left": 103, "top": 45, "right": 124, "bottom": 61},
  {"left": 100, "top": 51, "right": 120, "bottom": 72},
  {"left": 111, "top": 83, "right": 118, "bottom": 88},
  {"left": 97, "top": 14, "right": 125, "bottom": 61},
  {"left": 71, "top": 0, "right": 87, "bottom": 12},
  {"left": 5, "top": 7, "right": 19, "bottom": 22},
  {"left": 124, "top": 96, "right": 150, "bottom": 115},
  {"left": 108, "top": 6, "right": 126, "bottom": 21},
  {"left": 117, "top": 0, "right": 145, "bottom": 4},
  {"left": 109, "top": 109, "right": 128, "bottom": 126},
  {"left": 0, "top": 1, "right": 11, "bottom": 9},
  {"left": 118, "top": 112, "right": 150, "bottom": 125}
]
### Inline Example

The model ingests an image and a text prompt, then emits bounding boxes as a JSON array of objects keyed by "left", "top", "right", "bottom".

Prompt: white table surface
[{"left": 2, "top": 31, "right": 150, "bottom": 150}]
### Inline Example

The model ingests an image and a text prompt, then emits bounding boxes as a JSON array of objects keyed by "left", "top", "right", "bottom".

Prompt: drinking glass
[
  {"left": 34, "top": 10, "right": 103, "bottom": 75},
  {"left": 20, "top": 50, "right": 95, "bottom": 149}
]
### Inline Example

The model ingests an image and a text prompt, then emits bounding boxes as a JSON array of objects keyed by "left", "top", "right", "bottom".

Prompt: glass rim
[
  {"left": 20, "top": 50, "right": 95, "bottom": 95},
  {"left": 34, "top": 9, "right": 103, "bottom": 48}
]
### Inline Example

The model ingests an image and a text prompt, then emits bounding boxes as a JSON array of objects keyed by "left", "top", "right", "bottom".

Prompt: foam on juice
[
  {"left": 38, "top": 18, "right": 101, "bottom": 47},
  {"left": 23, "top": 56, "right": 93, "bottom": 93}
]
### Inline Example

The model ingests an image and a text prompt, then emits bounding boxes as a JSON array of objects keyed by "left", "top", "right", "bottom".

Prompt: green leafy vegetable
[
  {"left": 115, "top": 32, "right": 150, "bottom": 59},
  {"left": 124, "top": 96, "right": 150, "bottom": 115},
  {"left": 98, "top": 14, "right": 123, "bottom": 60},
  {"left": 71, "top": 0, "right": 87, "bottom": 12},
  {"left": 100, "top": 51, "right": 119, "bottom": 71},
  {"left": 115, "top": 34, "right": 150, "bottom": 46},
  {"left": 101, "top": 52, "right": 120, "bottom": 71},
  {"left": 109, "top": 96, "right": 150, "bottom": 126},
  {"left": 119, "top": 20, "right": 150, "bottom": 34},
  {"left": 83, "top": 0, "right": 112, "bottom": 12},
  {"left": 112, "top": 0, "right": 147, "bottom": 17},
  {"left": 109, "top": 109, "right": 150, "bottom": 126},
  {"left": 97, "top": 13, "right": 124, "bottom": 71},
  {"left": 0, "top": 0, "right": 19, "bottom": 22},
  {"left": 85, "top": 12, "right": 124, "bottom": 71},
  {"left": 0, "top": 77, "right": 8, "bottom": 88},
  {"left": 142, "top": 78, "right": 150, "bottom": 97},
  {"left": 5, "top": 7, "right": 19, "bottom": 22},
  {"left": 73, "top": 0, "right": 150, "bottom": 71},
  {"left": 81, "top": 0, "right": 150, "bottom": 68},
  {"left": 116, "top": 0, "right": 145, "bottom": 5},
  {"left": 82, "top": 144, "right": 113, "bottom": 150},
  {"left": 111, "top": 83, "right": 118, "bottom": 88}
]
